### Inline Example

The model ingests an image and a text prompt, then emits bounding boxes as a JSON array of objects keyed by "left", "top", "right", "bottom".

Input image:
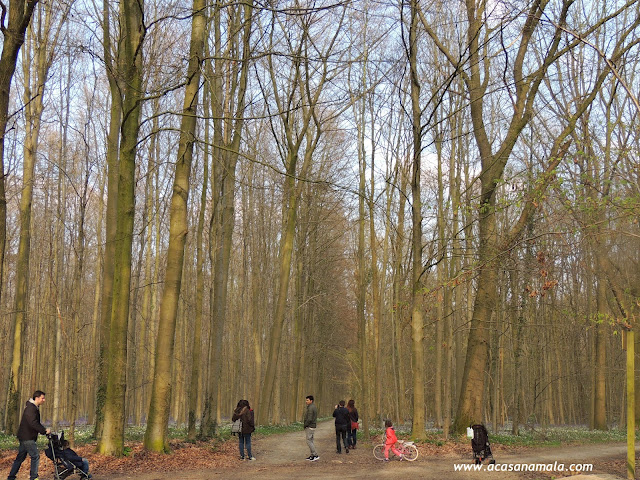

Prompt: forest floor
[{"left": 0, "top": 420, "right": 633, "bottom": 479}]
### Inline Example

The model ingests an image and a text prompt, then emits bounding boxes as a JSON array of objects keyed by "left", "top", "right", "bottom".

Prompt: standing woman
[
  {"left": 232, "top": 399, "right": 256, "bottom": 460},
  {"left": 347, "top": 399, "right": 359, "bottom": 449}
]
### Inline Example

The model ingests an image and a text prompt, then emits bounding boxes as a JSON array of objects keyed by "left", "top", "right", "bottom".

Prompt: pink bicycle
[{"left": 373, "top": 438, "right": 419, "bottom": 461}]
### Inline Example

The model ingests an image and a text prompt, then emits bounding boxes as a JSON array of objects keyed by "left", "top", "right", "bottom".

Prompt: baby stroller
[
  {"left": 470, "top": 424, "right": 495, "bottom": 465},
  {"left": 44, "top": 431, "right": 91, "bottom": 480}
]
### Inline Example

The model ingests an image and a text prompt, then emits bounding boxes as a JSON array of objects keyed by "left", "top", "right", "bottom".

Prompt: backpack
[{"left": 231, "top": 418, "right": 242, "bottom": 435}]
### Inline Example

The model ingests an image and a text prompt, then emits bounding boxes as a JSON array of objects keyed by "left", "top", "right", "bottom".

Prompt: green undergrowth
[
  {"left": 403, "top": 426, "right": 636, "bottom": 447},
  {"left": 368, "top": 424, "right": 636, "bottom": 448},
  {"left": 0, "top": 422, "right": 633, "bottom": 451},
  {"left": 255, "top": 421, "right": 305, "bottom": 436},
  {"left": 0, "top": 424, "right": 200, "bottom": 450},
  {"left": 489, "top": 426, "right": 634, "bottom": 447},
  {"left": 0, "top": 425, "right": 97, "bottom": 450}
]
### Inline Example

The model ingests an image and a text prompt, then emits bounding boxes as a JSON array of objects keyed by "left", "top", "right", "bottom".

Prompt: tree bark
[
  {"left": 98, "top": 0, "right": 145, "bottom": 455},
  {"left": 144, "top": 0, "right": 206, "bottom": 452},
  {"left": 408, "top": 0, "right": 426, "bottom": 440},
  {"left": 187, "top": 89, "right": 210, "bottom": 441},
  {"left": 202, "top": 0, "right": 253, "bottom": 436},
  {"left": 593, "top": 276, "right": 607, "bottom": 429},
  {"left": 95, "top": 0, "right": 123, "bottom": 440},
  {"left": 0, "top": 0, "right": 38, "bottom": 433}
]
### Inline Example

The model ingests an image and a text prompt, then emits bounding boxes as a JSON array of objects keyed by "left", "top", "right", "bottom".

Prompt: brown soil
[{"left": 0, "top": 421, "right": 632, "bottom": 479}]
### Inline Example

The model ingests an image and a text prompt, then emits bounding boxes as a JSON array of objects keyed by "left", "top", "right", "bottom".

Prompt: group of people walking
[
  {"left": 331, "top": 399, "right": 359, "bottom": 454},
  {"left": 236, "top": 395, "right": 406, "bottom": 463},
  {"left": 233, "top": 395, "right": 360, "bottom": 463},
  {"left": 303, "top": 395, "right": 359, "bottom": 461}
]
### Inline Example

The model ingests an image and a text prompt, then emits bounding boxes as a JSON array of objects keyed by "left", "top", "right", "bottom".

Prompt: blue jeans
[
  {"left": 7, "top": 440, "right": 39, "bottom": 480},
  {"left": 81, "top": 458, "right": 90, "bottom": 474},
  {"left": 239, "top": 433, "right": 252, "bottom": 458},
  {"left": 348, "top": 428, "right": 357, "bottom": 447}
]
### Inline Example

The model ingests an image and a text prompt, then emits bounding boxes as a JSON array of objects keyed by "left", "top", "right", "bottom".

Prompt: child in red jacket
[{"left": 383, "top": 419, "right": 403, "bottom": 461}]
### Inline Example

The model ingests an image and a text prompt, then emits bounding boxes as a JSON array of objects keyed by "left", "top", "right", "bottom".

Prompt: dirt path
[{"left": 102, "top": 421, "right": 630, "bottom": 480}]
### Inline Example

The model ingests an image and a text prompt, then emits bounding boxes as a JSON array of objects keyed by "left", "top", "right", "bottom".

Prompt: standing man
[
  {"left": 303, "top": 395, "right": 319, "bottom": 461},
  {"left": 7, "top": 390, "right": 50, "bottom": 480},
  {"left": 332, "top": 400, "right": 350, "bottom": 454}
]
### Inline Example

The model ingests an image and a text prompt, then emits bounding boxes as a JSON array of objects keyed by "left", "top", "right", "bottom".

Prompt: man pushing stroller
[{"left": 6, "top": 390, "right": 50, "bottom": 480}]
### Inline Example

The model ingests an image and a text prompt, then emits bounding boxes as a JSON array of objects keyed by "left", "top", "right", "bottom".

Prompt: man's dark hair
[
  {"left": 339, "top": 400, "right": 345, "bottom": 406},
  {"left": 61, "top": 440, "right": 69, "bottom": 448},
  {"left": 306, "top": 395, "right": 314, "bottom": 402},
  {"left": 32, "top": 390, "right": 45, "bottom": 400}
]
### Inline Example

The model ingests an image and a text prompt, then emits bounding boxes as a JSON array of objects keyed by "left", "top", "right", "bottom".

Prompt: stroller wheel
[{"left": 489, "top": 459, "right": 496, "bottom": 465}]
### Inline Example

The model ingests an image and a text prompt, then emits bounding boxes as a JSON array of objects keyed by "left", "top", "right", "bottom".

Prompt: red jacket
[{"left": 385, "top": 427, "right": 397, "bottom": 445}]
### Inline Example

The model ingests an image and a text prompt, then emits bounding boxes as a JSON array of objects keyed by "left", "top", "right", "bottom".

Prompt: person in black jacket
[
  {"left": 60, "top": 440, "right": 91, "bottom": 478},
  {"left": 332, "top": 400, "right": 350, "bottom": 454},
  {"left": 6, "top": 390, "right": 50, "bottom": 480},
  {"left": 232, "top": 400, "right": 256, "bottom": 460}
]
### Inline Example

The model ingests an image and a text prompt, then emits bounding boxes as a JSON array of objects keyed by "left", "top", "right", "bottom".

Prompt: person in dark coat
[
  {"left": 332, "top": 400, "right": 350, "bottom": 454},
  {"left": 60, "top": 440, "right": 91, "bottom": 478},
  {"left": 232, "top": 399, "right": 256, "bottom": 460},
  {"left": 6, "top": 390, "right": 50, "bottom": 480}
]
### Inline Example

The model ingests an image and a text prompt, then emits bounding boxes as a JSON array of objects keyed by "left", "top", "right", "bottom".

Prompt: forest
[{"left": 0, "top": 0, "right": 639, "bottom": 457}]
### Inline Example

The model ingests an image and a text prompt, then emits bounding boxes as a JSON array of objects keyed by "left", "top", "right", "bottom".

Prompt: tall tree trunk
[
  {"left": 368, "top": 128, "right": 382, "bottom": 422},
  {"left": 0, "top": 1, "right": 38, "bottom": 356},
  {"left": 7, "top": 4, "right": 55, "bottom": 429},
  {"left": 202, "top": 0, "right": 253, "bottom": 435},
  {"left": 89, "top": 165, "right": 106, "bottom": 425},
  {"left": 357, "top": 110, "right": 369, "bottom": 435},
  {"left": 144, "top": 0, "right": 206, "bottom": 451},
  {"left": 434, "top": 126, "right": 445, "bottom": 429},
  {"left": 68, "top": 163, "right": 89, "bottom": 445},
  {"left": 98, "top": 0, "right": 145, "bottom": 454},
  {"left": 95, "top": 0, "right": 123, "bottom": 440},
  {"left": 408, "top": 0, "right": 426, "bottom": 440},
  {"left": 7, "top": 98, "right": 38, "bottom": 433},
  {"left": 201, "top": 2, "right": 224, "bottom": 435},
  {"left": 593, "top": 276, "right": 607, "bottom": 430},
  {"left": 392, "top": 164, "right": 408, "bottom": 423},
  {"left": 444, "top": 101, "right": 462, "bottom": 439},
  {"left": 52, "top": 12, "right": 72, "bottom": 431},
  {"left": 290, "top": 215, "right": 307, "bottom": 423},
  {"left": 187, "top": 89, "right": 210, "bottom": 441}
]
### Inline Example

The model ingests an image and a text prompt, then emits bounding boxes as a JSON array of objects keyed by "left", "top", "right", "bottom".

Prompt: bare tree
[
  {"left": 98, "top": 0, "right": 145, "bottom": 455},
  {"left": 143, "top": 0, "right": 208, "bottom": 452},
  {"left": 257, "top": 3, "right": 347, "bottom": 423}
]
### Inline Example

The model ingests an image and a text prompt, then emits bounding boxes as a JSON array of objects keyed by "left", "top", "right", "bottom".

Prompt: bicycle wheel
[
  {"left": 373, "top": 444, "right": 386, "bottom": 460},
  {"left": 402, "top": 443, "right": 419, "bottom": 461}
]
